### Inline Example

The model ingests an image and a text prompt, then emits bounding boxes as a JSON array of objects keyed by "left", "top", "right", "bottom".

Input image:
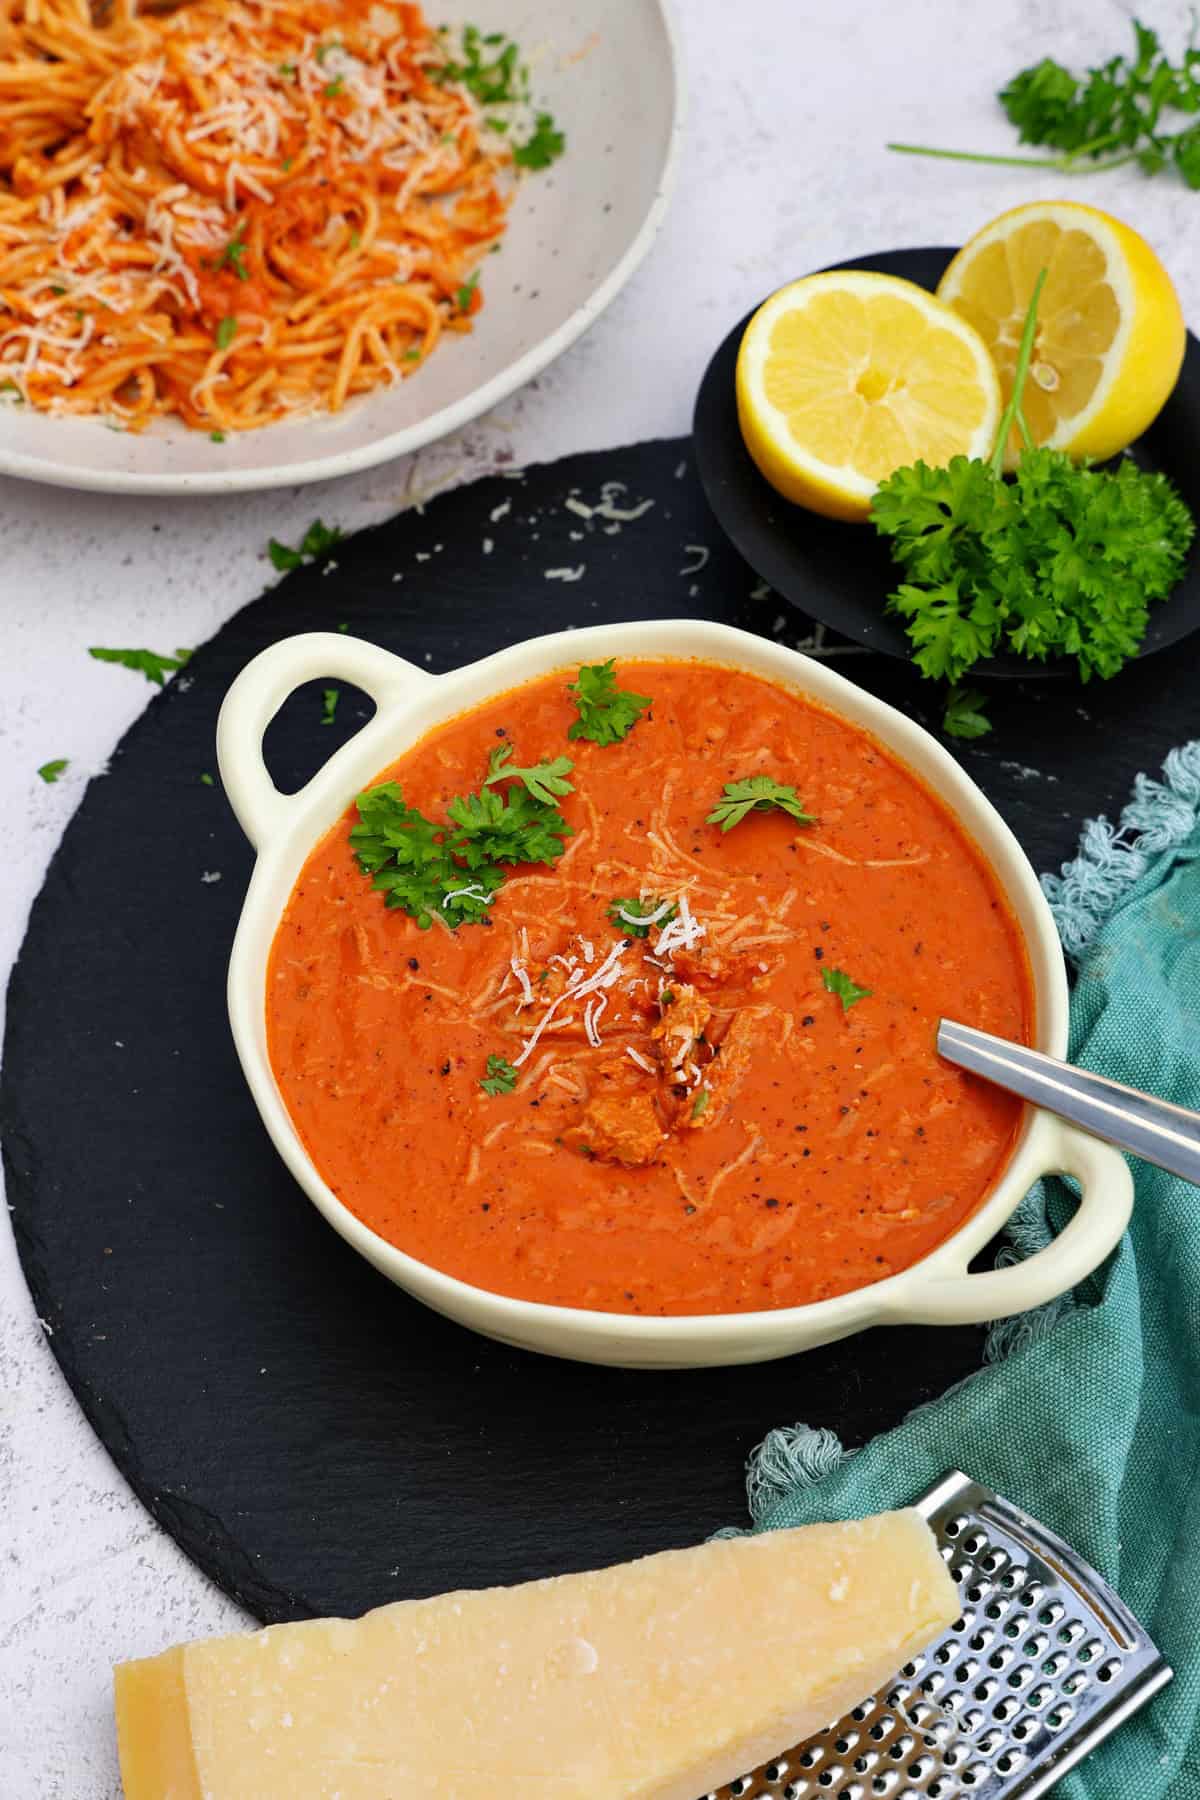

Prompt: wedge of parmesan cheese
[{"left": 114, "top": 1509, "right": 957, "bottom": 1799}]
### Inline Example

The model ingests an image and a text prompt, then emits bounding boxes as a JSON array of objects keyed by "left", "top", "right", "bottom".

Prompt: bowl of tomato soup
[{"left": 217, "top": 621, "right": 1132, "bottom": 1368}]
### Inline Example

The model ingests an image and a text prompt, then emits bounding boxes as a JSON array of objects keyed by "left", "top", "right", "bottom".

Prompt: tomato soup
[{"left": 267, "top": 660, "right": 1032, "bottom": 1315}]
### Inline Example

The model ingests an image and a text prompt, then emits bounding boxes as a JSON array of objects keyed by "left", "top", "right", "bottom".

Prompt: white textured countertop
[{"left": 3, "top": 0, "right": 1196, "bottom": 1792}]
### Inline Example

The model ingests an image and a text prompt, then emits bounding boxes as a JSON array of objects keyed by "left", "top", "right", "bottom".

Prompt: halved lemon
[
  {"left": 735, "top": 270, "right": 1001, "bottom": 522},
  {"left": 936, "top": 200, "right": 1185, "bottom": 467}
]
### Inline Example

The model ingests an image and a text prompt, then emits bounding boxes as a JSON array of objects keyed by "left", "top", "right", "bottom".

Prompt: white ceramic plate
[{"left": 0, "top": 0, "right": 682, "bottom": 495}]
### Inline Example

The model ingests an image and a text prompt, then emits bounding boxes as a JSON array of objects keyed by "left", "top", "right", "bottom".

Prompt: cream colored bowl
[{"left": 217, "top": 621, "right": 1132, "bottom": 1368}]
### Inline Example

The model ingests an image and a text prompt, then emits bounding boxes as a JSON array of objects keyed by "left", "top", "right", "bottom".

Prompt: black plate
[{"left": 693, "top": 246, "right": 1200, "bottom": 678}]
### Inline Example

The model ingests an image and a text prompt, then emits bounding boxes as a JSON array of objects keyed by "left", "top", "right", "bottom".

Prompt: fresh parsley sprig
[
  {"left": 605, "top": 895, "right": 677, "bottom": 938},
  {"left": 350, "top": 761, "right": 572, "bottom": 930},
  {"left": 485, "top": 742, "right": 575, "bottom": 803},
  {"left": 567, "top": 660, "right": 651, "bottom": 745},
  {"left": 871, "top": 269, "right": 1194, "bottom": 737},
  {"left": 890, "top": 20, "right": 1200, "bottom": 186},
  {"left": 707, "top": 776, "right": 815, "bottom": 833},
  {"left": 822, "top": 966, "right": 872, "bottom": 1012},
  {"left": 447, "top": 781, "right": 571, "bottom": 871}
]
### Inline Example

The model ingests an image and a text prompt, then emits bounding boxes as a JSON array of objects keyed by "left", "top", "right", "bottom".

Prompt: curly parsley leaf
[
  {"left": 89, "top": 645, "right": 192, "bottom": 686},
  {"left": 37, "top": 758, "right": 69, "bottom": 784},
  {"left": 350, "top": 783, "right": 498, "bottom": 929},
  {"left": 706, "top": 776, "right": 816, "bottom": 833},
  {"left": 822, "top": 966, "right": 872, "bottom": 1012},
  {"left": 942, "top": 686, "right": 992, "bottom": 740},
  {"left": 871, "top": 270, "right": 1195, "bottom": 714},
  {"left": 351, "top": 764, "right": 570, "bottom": 930},
  {"left": 484, "top": 742, "right": 575, "bottom": 803},
  {"left": 567, "top": 659, "right": 651, "bottom": 745},
  {"left": 480, "top": 1053, "right": 518, "bottom": 1095},
  {"left": 513, "top": 111, "right": 566, "bottom": 169},
  {"left": 268, "top": 518, "right": 343, "bottom": 571},
  {"left": 321, "top": 687, "right": 339, "bottom": 726},
  {"left": 447, "top": 780, "right": 571, "bottom": 870},
  {"left": 605, "top": 895, "right": 677, "bottom": 938},
  {"left": 890, "top": 19, "right": 1200, "bottom": 186}
]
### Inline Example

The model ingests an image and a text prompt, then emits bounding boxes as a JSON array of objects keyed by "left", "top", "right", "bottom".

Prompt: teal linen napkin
[{"left": 728, "top": 744, "right": 1200, "bottom": 1799}]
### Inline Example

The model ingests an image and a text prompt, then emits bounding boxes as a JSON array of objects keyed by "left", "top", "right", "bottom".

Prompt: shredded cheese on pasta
[{"left": 0, "top": 0, "right": 512, "bottom": 430}]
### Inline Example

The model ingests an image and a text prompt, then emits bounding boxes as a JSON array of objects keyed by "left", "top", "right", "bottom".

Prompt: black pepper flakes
[{"left": 408, "top": 956, "right": 420, "bottom": 971}]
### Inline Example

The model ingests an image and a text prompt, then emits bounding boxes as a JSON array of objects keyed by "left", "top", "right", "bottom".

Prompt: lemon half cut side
[
  {"left": 936, "top": 199, "right": 1185, "bottom": 468},
  {"left": 735, "top": 269, "right": 1002, "bottom": 523}
]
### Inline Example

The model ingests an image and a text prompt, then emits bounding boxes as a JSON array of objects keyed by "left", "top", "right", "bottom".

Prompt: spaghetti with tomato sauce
[
  {"left": 267, "top": 661, "right": 1034, "bottom": 1316},
  {"left": 0, "top": 0, "right": 522, "bottom": 429}
]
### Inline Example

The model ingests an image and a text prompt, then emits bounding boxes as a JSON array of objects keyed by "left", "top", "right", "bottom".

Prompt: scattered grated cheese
[
  {"left": 512, "top": 939, "right": 627, "bottom": 1068},
  {"left": 653, "top": 891, "right": 706, "bottom": 962}
]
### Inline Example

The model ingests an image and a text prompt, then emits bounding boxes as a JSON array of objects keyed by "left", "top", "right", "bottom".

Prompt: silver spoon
[{"left": 937, "top": 1018, "right": 1200, "bottom": 1187}]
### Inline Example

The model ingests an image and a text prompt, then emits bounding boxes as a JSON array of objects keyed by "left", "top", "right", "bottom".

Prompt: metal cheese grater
[{"left": 711, "top": 1470, "right": 1172, "bottom": 1800}]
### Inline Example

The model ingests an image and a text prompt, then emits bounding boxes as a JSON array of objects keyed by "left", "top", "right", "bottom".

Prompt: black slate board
[{"left": 4, "top": 434, "right": 1199, "bottom": 1629}]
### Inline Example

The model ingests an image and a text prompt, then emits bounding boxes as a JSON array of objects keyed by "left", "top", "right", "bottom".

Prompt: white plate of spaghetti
[{"left": 0, "top": 0, "right": 681, "bottom": 492}]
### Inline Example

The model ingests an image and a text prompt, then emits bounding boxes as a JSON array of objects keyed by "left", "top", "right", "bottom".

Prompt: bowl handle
[
  {"left": 884, "top": 1124, "right": 1133, "bottom": 1326},
  {"left": 216, "top": 632, "right": 435, "bottom": 850}
]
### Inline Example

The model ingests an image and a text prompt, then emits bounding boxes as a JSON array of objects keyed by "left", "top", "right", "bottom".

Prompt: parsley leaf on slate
[
  {"left": 605, "top": 895, "right": 677, "bottom": 938},
  {"left": 484, "top": 742, "right": 574, "bottom": 803},
  {"left": 89, "top": 646, "right": 192, "bottom": 686},
  {"left": 321, "top": 687, "right": 339, "bottom": 726},
  {"left": 871, "top": 270, "right": 1195, "bottom": 701},
  {"left": 480, "top": 1053, "right": 518, "bottom": 1095},
  {"left": 822, "top": 966, "right": 872, "bottom": 1012},
  {"left": 268, "top": 518, "right": 344, "bottom": 570},
  {"left": 942, "top": 685, "right": 992, "bottom": 740},
  {"left": 706, "top": 776, "right": 816, "bottom": 833},
  {"left": 567, "top": 660, "right": 651, "bottom": 745}
]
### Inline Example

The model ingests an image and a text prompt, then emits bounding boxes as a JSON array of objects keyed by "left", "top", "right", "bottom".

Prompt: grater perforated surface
[{"left": 707, "top": 1470, "right": 1171, "bottom": 1800}]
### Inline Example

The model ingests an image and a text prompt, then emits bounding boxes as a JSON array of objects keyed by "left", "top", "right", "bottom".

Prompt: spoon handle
[{"left": 937, "top": 1018, "right": 1200, "bottom": 1188}]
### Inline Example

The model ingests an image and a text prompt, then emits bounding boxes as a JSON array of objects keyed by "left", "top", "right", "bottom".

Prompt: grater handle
[
  {"left": 885, "top": 1120, "right": 1133, "bottom": 1325},
  {"left": 217, "top": 633, "right": 435, "bottom": 849}
]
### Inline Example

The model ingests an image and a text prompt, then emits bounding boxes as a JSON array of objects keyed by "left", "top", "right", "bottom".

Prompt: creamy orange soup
[{"left": 267, "top": 660, "right": 1032, "bottom": 1315}]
